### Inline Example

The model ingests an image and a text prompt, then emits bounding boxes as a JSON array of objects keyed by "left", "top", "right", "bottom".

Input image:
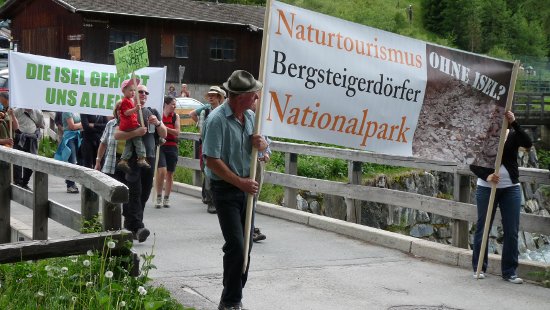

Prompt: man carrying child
[{"left": 116, "top": 78, "right": 150, "bottom": 172}]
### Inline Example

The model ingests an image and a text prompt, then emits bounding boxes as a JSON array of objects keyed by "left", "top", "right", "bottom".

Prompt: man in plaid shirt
[{"left": 95, "top": 112, "right": 125, "bottom": 181}]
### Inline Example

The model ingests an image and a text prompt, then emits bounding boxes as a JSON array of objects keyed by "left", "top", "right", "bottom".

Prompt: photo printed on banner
[{"left": 412, "top": 44, "right": 514, "bottom": 168}]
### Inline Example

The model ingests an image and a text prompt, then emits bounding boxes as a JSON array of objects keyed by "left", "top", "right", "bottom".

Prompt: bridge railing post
[
  {"left": 0, "top": 161, "right": 11, "bottom": 243},
  {"left": 346, "top": 161, "right": 362, "bottom": 223},
  {"left": 81, "top": 186, "right": 99, "bottom": 224},
  {"left": 452, "top": 173, "right": 470, "bottom": 249},
  {"left": 284, "top": 152, "right": 298, "bottom": 209},
  {"left": 33, "top": 171, "right": 49, "bottom": 240},
  {"left": 102, "top": 200, "right": 122, "bottom": 231}
]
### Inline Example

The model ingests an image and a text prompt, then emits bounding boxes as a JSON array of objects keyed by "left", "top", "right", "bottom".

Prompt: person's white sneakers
[
  {"left": 504, "top": 275, "right": 523, "bottom": 284},
  {"left": 473, "top": 272, "right": 486, "bottom": 279}
]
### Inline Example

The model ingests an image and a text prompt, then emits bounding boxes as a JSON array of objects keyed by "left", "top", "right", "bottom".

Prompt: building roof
[{"left": 0, "top": 0, "right": 265, "bottom": 29}]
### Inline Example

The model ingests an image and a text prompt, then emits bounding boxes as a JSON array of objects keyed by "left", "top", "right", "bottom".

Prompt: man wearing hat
[
  {"left": 202, "top": 70, "right": 268, "bottom": 310},
  {"left": 191, "top": 85, "right": 226, "bottom": 213}
]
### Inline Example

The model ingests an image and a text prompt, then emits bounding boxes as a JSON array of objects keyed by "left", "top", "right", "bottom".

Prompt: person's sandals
[
  {"left": 504, "top": 275, "right": 523, "bottom": 284},
  {"left": 117, "top": 160, "right": 131, "bottom": 173},
  {"left": 473, "top": 272, "right": 485, "bottom": 279},
  {"left": 67, "top": 185, "right": 79, "bottom": 194},
  {"left": 137, "top": 157, "right": 151, "bottom": 168},
  {"left": 155, "top": 196, "right": 162, "bottom": 209}
]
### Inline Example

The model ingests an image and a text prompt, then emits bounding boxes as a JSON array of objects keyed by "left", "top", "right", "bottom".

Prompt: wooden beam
[
  {"left": 264, "top": 171, "right": 550, "bottom": 235},
  {"left": 0, "top": 231, "right": 133, "bottom": 264},
  {"left": 0, "top": 147, "right": 128, "bottom": 203}
]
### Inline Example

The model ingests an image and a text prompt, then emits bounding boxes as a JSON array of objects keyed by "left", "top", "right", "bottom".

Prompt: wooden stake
[
  {"left": 475, "top": 60, "right": 520, "bottom": 279},
  {"left": 131, "top": 72, "right": 145, "bottom": 127},
  {"left": 243, "top": 0, "right": 274, "bottom": 274}
]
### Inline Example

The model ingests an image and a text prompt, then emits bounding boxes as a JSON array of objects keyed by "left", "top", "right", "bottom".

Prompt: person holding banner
[
  {"left": 12, "top": 107, "right": 45, "bottom": 189},
  {"left": 54, "top": 111, "right": 83, "bottom": 193},
  {"left": 470, "top": 111, "right": 532, "bottom": 284},
  {"left": 0, "top": 93, "right": 18, "bottom": 147},
  {"left": 116, "top": 79, "right": 151, "bottom": 172},
  {"left": 154, "top": 95, "right": 180, "bottom": 209},
  {"left": 115, "top": 84, "right": 167, "bottom": 243},
  {"left": 202, "top": 70, "right": 268, "bottom": 310}
]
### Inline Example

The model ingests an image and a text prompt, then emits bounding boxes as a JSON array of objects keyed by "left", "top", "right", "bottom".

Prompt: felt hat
[{"left": 222, "top": 70, "right": 262, "bottom": 94}]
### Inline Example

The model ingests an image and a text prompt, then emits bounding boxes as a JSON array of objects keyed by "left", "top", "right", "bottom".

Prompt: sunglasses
[{"left": 138, "top": 90, "right": 149, "bottom": 95}]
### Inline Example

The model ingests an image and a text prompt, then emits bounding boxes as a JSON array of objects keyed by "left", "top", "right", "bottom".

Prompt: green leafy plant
[
  {"left": 0, "top": 237, "right": 192, "bottom": 310},
  {"left": 38, "top": 136, "right": 58, "bottom": 158}
]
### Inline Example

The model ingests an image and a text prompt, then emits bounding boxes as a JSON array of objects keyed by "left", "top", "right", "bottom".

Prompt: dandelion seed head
[
  {"left": 83, "top": 260, "right": 90, "bottom": 267},
  {"left": 105, "top": 271, "right": 113, "bottom": 279},
  {"left": 139, "top": 289, "right": 147, "bottom": 296},
  {"left": 61, "top": 267, "right": 68, "bottom": 274},
  {"left": 87, "top": 250, "right": 94, "bottom": 256},
  {"left": 36, "top": 291, "right": 44, "bottom": 297},
  {"left": 119, "top": 301, "right": 126, "bottom": 307},
  {"left": 107, "top": 241, "right": 116, "bottom": 249},
  {"left": 137, "top": 286, "right": 145, "bottom": 293},
  {"left": 72, "top": 296, "right": 77, "bottom": 302},
  {"left": 26, "top": 273, "right": 32, "bottom": 278}
]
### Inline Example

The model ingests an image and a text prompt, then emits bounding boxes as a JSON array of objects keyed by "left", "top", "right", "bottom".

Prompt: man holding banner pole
[{"left": 202, "top": 70, "right": 267, "bottom": 310}]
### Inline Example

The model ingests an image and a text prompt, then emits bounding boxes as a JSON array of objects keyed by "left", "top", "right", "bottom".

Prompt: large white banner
[
  {"left": 9, "top": 51, "right": 166, "bottom": 116},
  {"left": 261, "top": 1, "right": 514, "bottom": 168}
]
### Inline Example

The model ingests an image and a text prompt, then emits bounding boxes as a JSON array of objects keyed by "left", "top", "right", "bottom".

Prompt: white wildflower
[
  {"left": 107, "top": 241, "right": 116, "bottom": 249},
  {"left": 139, "top": 288, "right": 147, "bottom": 296},
  {"left": 104, "top": 271, "right": 113, "bottom": 279},
  {"left": 83, "top": 260, "right": 90, "bottom": 267},
  {"left": 72, "top": 296, "right": 77, "bottom": 302},
  {"left": 61, "top": 267, "right": 68, "bottom": 274},
  {"left": 26, "top": 273, "right": 32, "bottom": 278},
  {"left": 36, "top": 291, "right": 44, "bottom": 297},
  {"left": 137, "top": 286, "right": 146, "bottom": 294},
  {"left": 44, "top": 265, "right": 51, "bottom": 271},
  {"left": 86, "top": 281, "right": 93, "bottom": 288},
  {"left": 119, "top": 301, "right": 126, "bottom": 307},
  {"left": 87, "top": 250, "right": 94, "bottom": 256}
]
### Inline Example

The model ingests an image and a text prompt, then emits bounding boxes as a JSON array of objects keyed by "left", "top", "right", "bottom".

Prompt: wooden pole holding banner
[
  {"left": 243, "top": 0, "right": 273, "bottom": 274},
  {"left": 150, "top": 145, "right": 161, "bottom": 205},
  {"left": 475, "top": 60, "right": 520, "bottom": 279},
  {"left": 131, "top": 72, "right": 145, "bottom": 128}
]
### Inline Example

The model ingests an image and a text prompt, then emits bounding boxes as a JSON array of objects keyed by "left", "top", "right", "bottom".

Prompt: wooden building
[{"left": 0, "top": 0, "right": 265, "bottom": 84}]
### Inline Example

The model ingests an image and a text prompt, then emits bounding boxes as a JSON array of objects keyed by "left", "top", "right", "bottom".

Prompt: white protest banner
[
  {"left": 261, "top": 1, "right": 514, "bottom": 168},
  {"left": 8, "top": 51, "right": 166, "bottom": 116}
]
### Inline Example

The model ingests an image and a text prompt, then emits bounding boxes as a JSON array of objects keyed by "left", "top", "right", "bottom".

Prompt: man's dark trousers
[
  {"left": 122, "top": 159, "right": 154, "bottom": 232},
  {"left": 211, "top": 180, "right": 254, "bottom": 307},
  {"left": 13, "top": 137, "right": 36, "bottom": 186}
]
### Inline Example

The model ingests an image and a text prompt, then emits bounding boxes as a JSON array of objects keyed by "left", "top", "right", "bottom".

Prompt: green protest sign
[{"left": 113, "top": 39, "right": 149, "bottom": 76}]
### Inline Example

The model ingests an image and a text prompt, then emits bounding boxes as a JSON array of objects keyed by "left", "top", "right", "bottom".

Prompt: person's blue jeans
[
  {"left": 211, "top": 180, "right": 255, "bottom": 307},
  {"left": 65, "top": 137, "right": 78, "bottom": 188},
  {"left": 472, "top": 185, "right": 521, "bottom": 278}
]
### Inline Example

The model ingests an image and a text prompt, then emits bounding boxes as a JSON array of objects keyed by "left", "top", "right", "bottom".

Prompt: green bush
[{"left": 0, "top": 238, "right": 191, "bottom": 310}]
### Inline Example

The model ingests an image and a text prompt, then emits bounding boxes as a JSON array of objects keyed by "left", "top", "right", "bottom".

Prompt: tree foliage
[
  {"left": 201, "top": 0, "right": 549, "bottom": 57},
  {"left": 423, "top": 0, "right": 549, "bottom": 57}
]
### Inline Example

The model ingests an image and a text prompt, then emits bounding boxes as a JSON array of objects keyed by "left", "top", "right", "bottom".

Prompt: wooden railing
[
  {"left": 512, "top": 92, "right": 550, "bottom": 126},
  {"left": 177, "top": 132, "right": 550, "bottom": 249},
  {"left": 0, "top": 147, "right": 132, "bottom": 262}
]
